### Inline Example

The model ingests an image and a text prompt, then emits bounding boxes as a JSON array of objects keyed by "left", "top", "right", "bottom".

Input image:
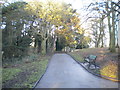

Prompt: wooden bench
[{"left": 83, "top": 55, "right": 97, "bottom": 69}]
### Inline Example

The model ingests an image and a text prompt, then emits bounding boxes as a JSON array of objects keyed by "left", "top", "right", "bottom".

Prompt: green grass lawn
[
  {"left": 3, "top": 68, "right": 22, "bottom": 82},
  {"left": 2, "top": 54, "right": 51, "bottom": 88},
  {"left": 20, "top": 59, "right": 49, "bottom": 88},
  {"left": 69, "top": 51, "right": 84, "bottom": 62}
]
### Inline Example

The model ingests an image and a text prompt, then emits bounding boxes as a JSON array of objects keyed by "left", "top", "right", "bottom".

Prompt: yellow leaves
[
  {"left": 69, "top": 40, "right": 77, "bottom": 45},
  {"left": 84, "top": 36, "right": 91, "bottom": 41},
  {"left": 39, "top": 14, "right": 43, "bottom": 19},
  {"left": 78, "top": 30, "right": 83, "bottom": 34},
  {"left": 76, "top": 27, "right": 84, "bottom": 35},
  {"left": 71, "top": 35, "right": 74, "bottom": 37},
  {"left": 25, "top": 0, "right": 83, "bottom": 46},
  {"left": 25, "top": 0, "right": 81, "bottom": 28},
  {"left": 70, "top": 16, "right": 80, "bottom": 28},
  {"left": 55, "top": 29, "right": 66, "bottom": 35},
  {"left": 65, "top": 36, "right": 68, "bottom": 40},
  {"left": 100, "top": 61, "right": 118, "bottom": 79},
  {"left": 73, "top": 40, "right": 77, "bottom": 44}
]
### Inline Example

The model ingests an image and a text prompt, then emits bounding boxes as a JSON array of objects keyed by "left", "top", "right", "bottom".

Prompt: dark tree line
[{"left": 2, "top": 1, "right": 90, "bottom": 62}]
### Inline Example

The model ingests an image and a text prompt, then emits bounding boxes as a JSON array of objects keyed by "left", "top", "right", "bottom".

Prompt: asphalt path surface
[{"left": 35, "top": 53, "right": 118, "bottom": 88}]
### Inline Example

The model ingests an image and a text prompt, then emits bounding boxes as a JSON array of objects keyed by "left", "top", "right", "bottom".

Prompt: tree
[
  {"left": 25, "top": 1, "right": 81, "bottom": 53},
  {"left": 86, "top": 0, "right": 119, "bottom": 52},
  {"left": 2, "top": 0, "right": 84, "bottom": 58},
  {"left": 2, "top": 1, "right": 32, "bottom": 60},
  {"left": 106, "top": 1, "right": 119, "bottom": 52}
]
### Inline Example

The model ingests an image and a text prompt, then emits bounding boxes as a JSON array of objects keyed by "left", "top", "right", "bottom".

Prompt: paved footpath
[{"left": 35, "top": 53, "right": 118, "bottom": 88}]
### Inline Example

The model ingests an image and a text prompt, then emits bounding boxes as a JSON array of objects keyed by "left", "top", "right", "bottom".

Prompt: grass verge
[
  {"left": 2, "top": 53, "right": 50, "bottom": 88},
  {"left": 69, "top": 48, "right": 119, "bottom": 81},
  {"left": 69, "top": 51, "right": 84, "bottom": 62},
  {"left": 2, "top": 68, "right": 22, "bottom": 82}
]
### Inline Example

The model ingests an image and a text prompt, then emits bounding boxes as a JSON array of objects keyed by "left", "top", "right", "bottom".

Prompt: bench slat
[
  {"left": 84, "top": 55, "right": 97, "bottom": 69},
  {"left": 89, "top": 55, "right": 97, "bottom": 60}
]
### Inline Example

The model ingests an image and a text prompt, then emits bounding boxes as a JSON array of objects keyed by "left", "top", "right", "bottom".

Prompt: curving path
[{"left": 35, "top": 53, "right": 118, "bottom": 88}]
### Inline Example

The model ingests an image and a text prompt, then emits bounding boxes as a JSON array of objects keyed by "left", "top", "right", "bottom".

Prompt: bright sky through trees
[
  {"left": 2, "top": 0, "right": 119, "bottom": 47},
  {"left": 4, "top": 0, "right": 118, "bottom": 26}
]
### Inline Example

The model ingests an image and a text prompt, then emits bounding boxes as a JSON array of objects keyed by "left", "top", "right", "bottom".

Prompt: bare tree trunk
[
  {"left": 96, "top": 20, "right": 102, "bottom": 47},
  {"left": 118, "top": 8, "right": 120, "bottom": 48},
  {"left": 41, "top": 38, "right": 47, "bottom": 55},
  {"left": 40, "top": 22, "right": 48, "bottom": 55},
  {"left": 106, "top": 2, "right": 112, "bottom": 50},
  {"left": 53, "top": 36, "right": 57, "bottom": 52},
  {"left": 110, "top": 2, "right": 116, "bottom": 52},
  {"left": 101, "top": 16, "right": 104, "bottom": 48}
]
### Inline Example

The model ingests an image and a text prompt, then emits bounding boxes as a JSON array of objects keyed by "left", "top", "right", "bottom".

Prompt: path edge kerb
[
  {"left": 67, "top": 53, "right": 120, "bottom": 82},
  {"left": 32, "top": 53, "right": 119, "bottom": 89},
  {"left": 32, "top": 55, "right": 53, "bottom": 89}
]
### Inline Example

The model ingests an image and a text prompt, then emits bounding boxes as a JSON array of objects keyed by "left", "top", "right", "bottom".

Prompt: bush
[{"left": 2, "top": 45, "right": 28, "bottom": 62}]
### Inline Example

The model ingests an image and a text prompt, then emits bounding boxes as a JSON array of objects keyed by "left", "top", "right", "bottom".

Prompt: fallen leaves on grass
[{"left": 100, "top": 61, "right": 118, "bottom": 79}]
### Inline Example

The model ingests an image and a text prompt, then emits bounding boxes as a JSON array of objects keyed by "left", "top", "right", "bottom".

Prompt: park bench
[{"left": 83, "top": 55, "right": 97, "bottom": 69}]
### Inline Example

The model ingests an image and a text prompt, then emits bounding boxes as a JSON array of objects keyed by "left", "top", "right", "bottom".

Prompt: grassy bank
[
  {"left": 2, "top": 53, "right": 51, "bottom": 88},
  {"left": 69, "top": 48, "right": 119, "bottom": 81}
]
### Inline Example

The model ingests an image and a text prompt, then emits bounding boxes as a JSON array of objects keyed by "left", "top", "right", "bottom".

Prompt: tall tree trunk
[
  {"left": 110, "top": 2, "right": 116, "bottom": 52},
  {"left": 52, "top": 35, "right": 57, "bottom": 52},
  {"left": 38, "top": 40, "right": 41, "bottom": 53},
  {"left": 106, "top": 2, "right": 112, "bottom": 50},
  {"left": 5, "top": 20, "right": 12, "bottom": 45},
  {"left": 34, "top": 38, "right": 38, "bottom": 53},
  {"left": 94, "top": 22, "right": 98, "bottom": 48},
  {"left": 40, "top": 22, "right": 47, "bottom": 55},
  {"left": 41, "top": 38, "right": 47, "bottom": 55},
  {"left": 96, "top": 20, "right": 102, "bottom": 47},
  {"left": 101, "top": 29, "right": 105, "bottom": 48},
  {"left": 101, "top": 16, "right": 104, "bottom": 48},
  {"left": 118, "top": 7, "right": 120, "bottom": 48}
]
